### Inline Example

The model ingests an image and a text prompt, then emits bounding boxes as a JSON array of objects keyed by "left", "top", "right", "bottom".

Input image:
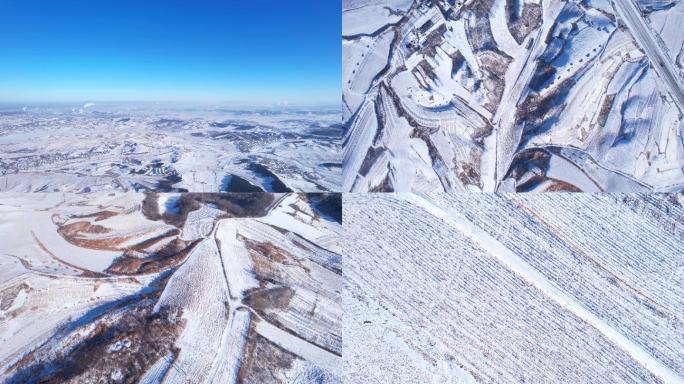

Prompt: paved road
[{"left": 613, "top": 0, "right": 684, "bottom": 113}]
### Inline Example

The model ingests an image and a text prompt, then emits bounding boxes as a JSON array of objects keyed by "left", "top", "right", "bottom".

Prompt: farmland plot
[
  {"left": 0, "top": 105, "right": 341, "bottom": 193},
  {"left": 0, "top": 192, "right": 341, "bottom": 383},
  {"left": 344, "top": 193, "right": 684, "bottom": 383},
  {"left": 343, "top": 0, "right": 684, "bottom": 192}
]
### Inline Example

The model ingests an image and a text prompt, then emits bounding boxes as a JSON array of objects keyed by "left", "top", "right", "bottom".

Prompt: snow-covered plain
[
  {"left": 344, "top": 192, "right": 684, "bottom": 383},
  {"left": 343, "top": 0, "right": 684, "bottom": 192},
  {"left": 0, "top": 104, "right": 342, "bottom": 193},
  {"left": 0, "top": 192, "right": 341, "bottom": 383}
]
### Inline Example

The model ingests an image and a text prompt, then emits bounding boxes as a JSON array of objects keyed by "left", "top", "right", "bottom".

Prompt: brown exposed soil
[
  {"left": 243, "top": 237, "right": 312, "bottom": 285},
  {"left": 56, "top": 221, "right": 127, "bottom": 251},
  {"left": 0, "top": 282, "right": 32, "bottom": 321},
  {"left": 59, "top": 221, "right": 111, "bottom": 235},
  {"left": 456, "top": 161, "right": 482, "bottom": 188},
  {"left": 507, "top": 2, "right": 542, "bottom": 44},
  {"left": 244, "top": 286, "right": 295, "bottom": 314},
  {"left": 70, "top": 211, "right": 119, "bottom": 222},
  {"left": 236, "top": 322, "right": 300, "bottom": 384},
  {"left": 129, "top": 229, "right": 181, "bottom": 252},
  {"left": 107, "top": 238, "right": 201, "bottom": 275},
  {"left": 242, "top": 238, "right": 294, "bottom": 264},
  {"left": 596, "top": 94, "right": 616, "bottom": 128},
  {"left": 541, "top": 180, "right": 583, "bottom": 192}
]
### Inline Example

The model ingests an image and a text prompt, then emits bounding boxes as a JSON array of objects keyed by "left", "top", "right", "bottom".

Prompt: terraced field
[
  {"left": 343, "top": 0, "right": 684, "bottom": 192},
  {"left": 0, "top": 192, "right": 341, "bottom": 383}
]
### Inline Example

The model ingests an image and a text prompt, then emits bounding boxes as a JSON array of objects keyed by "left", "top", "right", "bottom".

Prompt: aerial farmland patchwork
[
  {"left": 343, "top": 0, "right": 684, "bottom": 192},
  {"left": 1, "top": 0, "right": 683, "bottom": 382},
  {"left": 0, "top": 104, "right": 341, "bottom": 193},
  {"left": 0, "top": 192, "right": 341, "bottom": 383}
]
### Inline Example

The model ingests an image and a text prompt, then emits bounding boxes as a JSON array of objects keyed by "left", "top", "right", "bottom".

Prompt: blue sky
[{"left": 0, "top": 1, "right": 340, "bottom": 105}]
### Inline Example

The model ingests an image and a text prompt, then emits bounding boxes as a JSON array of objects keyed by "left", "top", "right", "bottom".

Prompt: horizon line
[{"left": 0, "top": 99, "right": 341, "bottom": 107}]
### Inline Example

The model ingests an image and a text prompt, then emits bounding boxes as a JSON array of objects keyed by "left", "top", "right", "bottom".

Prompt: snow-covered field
[
  {"left": 343, "top": 0, "right": 684, "bottom": 192},
  {"left": 4, "top": 189, "right": 681, "bottom": 383},
  {"left": 0, "top": 192, "right": 341, "bottom": 383},
  {"left": 5, "top": 2, "right": 684, "bottom": 383},
  {"left": 344, "top": 193, "right": 684, "bottom": 383},
  {"left": 0, "top": 103, "right": 342, "bottom": 193}
]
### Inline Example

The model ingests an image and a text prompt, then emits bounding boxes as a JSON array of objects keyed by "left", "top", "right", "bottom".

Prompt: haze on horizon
[{"left": 0, "top": 0, "right": 340, "bottom": 105}]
